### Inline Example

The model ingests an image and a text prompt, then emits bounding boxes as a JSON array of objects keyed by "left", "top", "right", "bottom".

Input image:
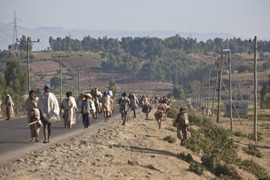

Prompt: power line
[{"left": 0, "top": 29, "right": 13, "bottom": 39}]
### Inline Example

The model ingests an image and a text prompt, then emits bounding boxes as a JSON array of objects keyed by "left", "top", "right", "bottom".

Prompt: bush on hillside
[
  {"left": 177, "top": 152, "right": 194, "bottom": 163},
  {"left": 239, "top": 160, "right": 270, "bottom": 180},
  {"left": 242, "top": 144, "right": 262, "bottom": 158},
  {"left": 163, "top": 135, "right": 176, "bottom": 143},
  {"left": 189, "top": 163, "right": 204, "bottom": 175}
]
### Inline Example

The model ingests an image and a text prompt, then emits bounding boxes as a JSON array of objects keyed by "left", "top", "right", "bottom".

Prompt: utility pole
[
  {"left": 217, "top": 51, "right": 223, "bottom": 123},
  {"left": 77, "top": 66, "right": 80, "bottom": 97},
  {"left": 223, "top": 49, "right": 232, "bottom": 131},
  {"left": 17, "top": 38, "right": 39, "bottom": 92},
  {"left": 52, "top": 54, "right": 68, "bottom": 102},
  {"left": 211, "top": 61, "right": 219, "bottom": 116},
  {"left": 200, "top": 81, "right": 203, "bottom": 109},
  {"left": 97, "top": 73, "right": 99, "bottom": 89},
  {"left": 229, "top": 51, "right": 232, "bottom": 131},
  {"left": 89, "top": 70, "right": 92, "bottom": 90},
  {"left": 125, "top": 74, "right": 127, "bottom": 92},
  {"left": 253, "top": 36, "right": 258, "bottom": 142},
  {"left": 207, "top": 67, "right": 211, "bottom": 112},
  {"left": 59, "top": 56, "right": 63, "bottom": 102},
  {"left": 204, "top": 73, "right": 208, "bottom": 108}
]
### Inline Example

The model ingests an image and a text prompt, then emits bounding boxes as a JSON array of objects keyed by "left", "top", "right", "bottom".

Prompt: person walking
[
  {"left": 25, "top": 90, "right": 41, "bottom": 142},
  {"left": 129, "top": 94, "right": 139, "bottom": 118},
  {"left": 118, "top": 92, "right": 130, "bottom": 125},
  {"left": 101, "top": 91, "right": 113, "bottom": 122},
  {"left": 175, "top": 108, "right": 190, "bottom": 146},
  {"left": 80, "top": 93, "right": 95, "bottom": 129},
  {"left": 5, "top": 94, "right": 15, "bottom": 120},
  {"left": 38, "top": 84, "right": 60, "bottom": 143},
  {"left": 61, "top": 91, "right": 77, "bottom": 129}
]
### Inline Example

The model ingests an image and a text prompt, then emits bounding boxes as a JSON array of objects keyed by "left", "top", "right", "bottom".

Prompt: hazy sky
[{"left": 1, "top": 0, "right": 270, "bottom": 38}]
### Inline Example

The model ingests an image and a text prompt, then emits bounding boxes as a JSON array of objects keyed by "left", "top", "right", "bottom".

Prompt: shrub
[
  {"left": 177, "top": 152, "right": 193, "bottom": 163},
  {"left": 201, "top": 155, "right": 214, "bottom": 171},
  {"left": 185, "top": 129, "right": 207, "bottom": 154},
  {"left": 186, "top": 115, "right": 238, "bottom": 179},
  {"left": 247, "top": 132, "right": 263, "bottom": 141},
  {"left": 167, "top": 108, "right": 178, "bottom": 120},
  {"left": 189, "top": 163, "right": 204, "bottom": 175},
  {"left": 163, "top": 135, "right": 176, "bottom": 143},
  {"left": 239, "top": 160, "right": 270, "bottom": 180},
  {"left": 188, "top": 112, "right": 213, "bottom": 127},
  {"left": 201, "top": 126, "right": 238, "bottom": 165},
  {"left": 233, "top": 131, "right": 247, "bottom": 137},
  {"left": 213, "top": 175, "right": 234, "bottom": 180},
  {"left": 165, "top": 127, "right": 176, "bottom": 132},
  {"left": 234, "top": 131, "right": 263, "bottom": 141},
  {"left": 213, "top": 164, "right": 234, "bottom": 177},
  {"left": 242, "top": 144, "right": 262, "bottom": 158}
]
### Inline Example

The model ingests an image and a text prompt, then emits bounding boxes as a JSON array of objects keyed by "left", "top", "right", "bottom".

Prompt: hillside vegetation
[{"left": 1, "top": 35, "right": 270, "bottom": 114}]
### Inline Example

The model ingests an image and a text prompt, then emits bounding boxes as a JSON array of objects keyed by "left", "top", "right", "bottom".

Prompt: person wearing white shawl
[
  {"left": 61, "top": 91, "right": 77, "bottom": 129},
  {"left": 101, "top": 91, "right": 113, "bottom": 122},
  {"left": 38, "top": 84, "right": 60, "bottom": 143},
  {"left": 129, "top": 93, "right": 139, "bottom": 118},
  {"left": 5, "top": 94, "right": 15, "bottom": 120}
]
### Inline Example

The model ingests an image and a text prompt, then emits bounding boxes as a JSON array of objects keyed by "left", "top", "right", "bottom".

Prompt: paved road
[{"left": 0, "top": 111, "right": 122, "bottom": 164}]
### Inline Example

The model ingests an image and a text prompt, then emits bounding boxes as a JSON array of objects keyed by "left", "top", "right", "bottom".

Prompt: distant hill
[{"left": 0, "top": 22, "right": 236, "bottom": 51}]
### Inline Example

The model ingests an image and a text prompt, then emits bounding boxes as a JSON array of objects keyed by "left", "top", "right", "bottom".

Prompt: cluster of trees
[
  {"left": 0, "top": 58, "right": 27, "bottom": 114},
  {"left": 48, "top": 35, "right": 270, "bottom": 56},
  {"left": 8, "top": 35, "right": 33, "bottom": 51},
  {"left": 48, "top": 35, "right": 270, "bottom": 86}
]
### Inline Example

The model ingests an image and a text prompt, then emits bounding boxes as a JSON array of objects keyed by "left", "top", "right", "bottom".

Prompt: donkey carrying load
[
  {"left": 90, "top": 88, "right": 103, "bottom": 121},
  {"left": 140, "top": 95, "right": 152, "bottom": 120},
  {"left": 154, "top": 109, "right": 165, "bottom": 129}
]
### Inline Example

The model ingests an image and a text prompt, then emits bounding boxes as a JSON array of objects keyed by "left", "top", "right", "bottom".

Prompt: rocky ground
[
  {"left": 1, "top": 110, "right": 269, "bottom": 180},
  {"left": 0, "top": 111, "right": 215, "bottom": 180}
]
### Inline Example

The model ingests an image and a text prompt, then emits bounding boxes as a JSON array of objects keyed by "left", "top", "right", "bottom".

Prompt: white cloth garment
[{"left": 38, "top": 92, "right": 60, "bottom": 123}]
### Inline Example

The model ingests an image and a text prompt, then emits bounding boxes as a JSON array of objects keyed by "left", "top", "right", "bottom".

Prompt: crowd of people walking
[{"left": 0, "top": 84, "right": 191, "bottom": 146}]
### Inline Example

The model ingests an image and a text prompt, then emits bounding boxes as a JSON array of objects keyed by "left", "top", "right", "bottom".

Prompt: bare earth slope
[{"left": 0, "top": 111, "right": 214, "bottom": 180}]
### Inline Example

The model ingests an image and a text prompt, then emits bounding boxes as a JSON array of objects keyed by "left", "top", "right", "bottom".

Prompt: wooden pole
[
  {"left": 97, "top": 73, "right": 99, "bottom": 89},
  {"left": 90, "top": 70, "right": 92, "bottom": 90},
  {"left": 59, "top": 55, "right": 62, "bottom": 102},
  {"left": 254, "top": 36, "right": 258, "bottom": 142},
  {"left": 205, "top": 74, "right": 208, "bottom": 108},
  {"left": 211, "top": 65, "right": 218, "bottom": 116},
  {"left": 77, "top": 66, "right": 80, "bottom": 97},
  {"left": 26, "top": 40, "right": 30, "bottom": 92},
  {"left": 228, "top": 51, "right": 233, "bottom": 131},
  {"left": 207, "top": 67, "right": 211, "bottom": 113},
  {"left": 217, "top": 51, "right": 223, "bottom": 123}
]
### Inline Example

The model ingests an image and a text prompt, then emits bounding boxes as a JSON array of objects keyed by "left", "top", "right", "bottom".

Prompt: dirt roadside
[{"left": 0, "top": 111, "right": 215, "bottom": 180}]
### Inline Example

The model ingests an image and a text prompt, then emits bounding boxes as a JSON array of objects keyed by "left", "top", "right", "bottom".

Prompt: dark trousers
[{"left": 82, "top": 114, "right": 90, "bottom": 128}]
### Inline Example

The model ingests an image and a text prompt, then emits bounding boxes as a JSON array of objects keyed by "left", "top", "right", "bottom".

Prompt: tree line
[
  {"left": 48, "top": 35, "right": 270, "bottom": 84},
  {"left": 48, "top": 35, "right": 270, "bottom": 56}
]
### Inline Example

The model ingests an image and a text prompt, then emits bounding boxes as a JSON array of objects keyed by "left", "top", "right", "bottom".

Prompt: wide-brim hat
[{"left": 84, "top": 93, "right": 92, "bottom": 99}]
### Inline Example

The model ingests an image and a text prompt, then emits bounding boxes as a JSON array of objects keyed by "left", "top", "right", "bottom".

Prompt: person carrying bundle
[{"left": 175, "top": 108, "right": 190, "bottom": 146}]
